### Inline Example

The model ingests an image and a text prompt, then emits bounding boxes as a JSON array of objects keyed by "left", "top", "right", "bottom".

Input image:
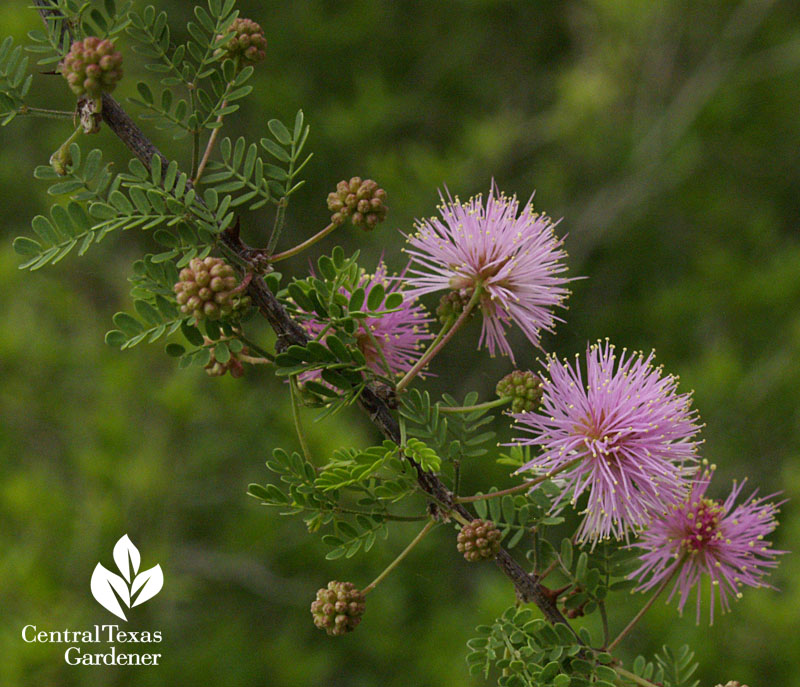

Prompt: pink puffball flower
[
  {"left": 513, "top": 340, "right": 702, "bottom": 544},
  {"left": 300, "top": 262, "right": 432, "bottom": 380},
  {"left": 629, "top": 464, "right": 785, "bottom": 624},
  {"left": 403, "top": 186, "right": 572, "bottom": 362}
]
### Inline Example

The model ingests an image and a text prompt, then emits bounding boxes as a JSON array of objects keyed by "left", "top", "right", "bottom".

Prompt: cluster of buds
[
  {"left": 60, "top": 37, "right": 123, "bottom": 101},
  {"left": 173, "top": 257, "right": 251, "bottom": 321},
  {"left": 496, "top": 370, "right": 543, "bottom": 414},
  {"left": 310, "top": 581, "right": 366, "bottom": 636},
  {"left": 456, "top": 519, "right": 502, "bottom": 562},
  {"left": 435, "top": 289, "right": 474, "bottom": 325},
  {"left": 327, "top": 177, "right": 388, "bottom": 230},
  {"left": 205, "top": 345, "right": 248, "bottom": 378},
  {"left": 217, "top": 18, "right": 267, "bottom": 66}
]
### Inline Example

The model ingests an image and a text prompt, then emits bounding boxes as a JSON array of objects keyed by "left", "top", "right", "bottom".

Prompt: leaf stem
[
  {"left": 289, "top": 376, "right": 313, "bottom": 462},
  {"left": 18, "top": 105, "right": 75, "bottom": 119},
  {"left": 362, "top": 519, "right": 435, "bottom": 595},
  {"left": 193, "top": 99, "right": 226, "bottom": 184},
  {"left": 395, "top": 287, "right": 481, "bottom": 393},
  {"left": 188, "top": 86, "right": 199, "bottom": 180},
  {"left": 455, "top": 456, "right": 584, "bottom": 504},
  {"left": 361, "top": 323, "right": 394, "bottom": 378},
  {"left": 268, "top": 222, "right": 337, "bottom": 262},
  {"left": 440, "top": 396, "right": 510, "bottom": 414},
  {"left": 238, "top": 354, "right": 272, "bottom": 365},
  {"left": 607, "top": 559, "right": 683, "bottom": 652}
]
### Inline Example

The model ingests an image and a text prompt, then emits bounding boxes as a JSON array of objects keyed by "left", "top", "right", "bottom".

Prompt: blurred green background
[{"left": 1, "top": 0, "right": 799, "bottom": 685}]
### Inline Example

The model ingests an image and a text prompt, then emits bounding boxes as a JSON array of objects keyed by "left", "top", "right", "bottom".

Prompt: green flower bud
[
  {"left": 205, "top": 345, "right": 247, "bottom": 378},
  {"left": 435, "top": 289, "right": 474, "bottom": 325},
  {"left": 327, "top": 177, "right": 387, "bottom": 231},
  {"left": 216, "top": 18, "right": 267, "bottom": 66},
  {"left": 173, "top": 256, "right": 250, "bottom": 321},
  {"left": 310, "top": 581, "right": 366, "bottom": 636},
  {"left": 495, "top": 370, "right": 543, "bottom": 414},
  {"left": 60, "top": 37, "right": 123, "bottom": 100},
  {"left": 456, "top": 519, "right": 502, "bottom": 562}
]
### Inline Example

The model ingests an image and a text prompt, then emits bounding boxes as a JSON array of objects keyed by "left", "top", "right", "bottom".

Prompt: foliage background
[{"left": 1, "top": 0, "right": 798, "bottom": 685}]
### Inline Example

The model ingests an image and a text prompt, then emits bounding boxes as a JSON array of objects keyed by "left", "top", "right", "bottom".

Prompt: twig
[
  {"left": 33, "top": 0, "right": 576, "bottom": 632},
  {"left": 193, "top": 99, "right": 225, "bottom": 184},
  {"left": 362, "top": 519, "right": 436, "bottom": 595},
  {"left": 455, "top": 456, "right": 583, "bottom": 504},
  {"left": 607, "top": 560, "right": 682, "bottom": 652},
  {"left": 395, "top": 287, "right": 481, "bottom": 392}
]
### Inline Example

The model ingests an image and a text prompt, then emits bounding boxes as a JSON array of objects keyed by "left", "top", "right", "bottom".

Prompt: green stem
[
  {"left": 188, "top": 86, "right": 199, "bottom": 180},
  {"left": 362, "top": 519, "right": 435, "bottom": 595},
  {"left": 607, "top": 559, "right": 683, "bottom": 652},
  {"left": 289, "top": 376, "right": 313, "bottom": 463},
  {"left": 312, "top": 322, "right": 333, "bottom": 342},
  {"left": 440, "top": 397, "right": 511, "bottom": 414},
  {"left": 455, "top": 456, "right": 584, "bottom": 504},
  {"left": 238, "top": 354, "right": 272, "bottom": 365},
  {"left": 268, "top": 222, "right": 338, "bottom": 262},
  {"left": 395, "top": 287, "right": 482, "bottom": 393},
  {"left": 193, "top": 98, "right": 225, "bottom": 185},
  {"left": 237, "top": 335, "right": 275, "bottom": 361},
  {"left": 281, "top": 503, "right": 427, "bottom": 522},
  {"left": 615, "top": 666, "right": 662, "bottom": 687},
  {"left": 599, "top": 600, "right": 610, "bottom": 648},
  {"left": 18, "top": 105, "right": 75, "bottom": 119}
]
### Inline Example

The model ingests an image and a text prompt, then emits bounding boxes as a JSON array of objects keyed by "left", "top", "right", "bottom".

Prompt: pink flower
[
  {"left": 403, "top": 185, "right": 572, "bottom": 361},
  {"left": 513, "top": 340, "right": 702, "bottom": 543},
  {"left": 629, "top": 465, "right": 785, "bottom": 624},
  {"left": 300, "top": 262, "right": 432, "bottom": 380}
]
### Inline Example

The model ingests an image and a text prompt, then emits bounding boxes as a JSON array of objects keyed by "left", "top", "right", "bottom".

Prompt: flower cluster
[
  {"left": 217, "top": 18, "right": 268, "bottom": 66},
  {"left": 327, "top": 177, "right": 388, "bottom": 230},
  {"left": 61, "top": 37, "right": 123, "bottom": 100},
  {"left": 629, "top": 465, "right": 784, "bottom": 623},
  {"left": 173, "top": 257, "right": 251, "bottom": 321},
  {"left": 403, "top": 185, "right": 572, "bottom": 361},
  {"left": 299, "top": 261, "right": 431, "bottom": 381},
  {"left": 290, "top": 180, "right": 783, "bottom": 635},
  {"left": 311, "top": 581, "right": 366, "bottom": 636},
  {"left": 513, "top": 340, "right": 702, "bottom": 543}
]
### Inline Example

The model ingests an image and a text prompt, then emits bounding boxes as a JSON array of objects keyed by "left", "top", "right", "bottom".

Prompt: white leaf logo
[{"left": 91, "top": 535, "right": 163, "bottom": 620}]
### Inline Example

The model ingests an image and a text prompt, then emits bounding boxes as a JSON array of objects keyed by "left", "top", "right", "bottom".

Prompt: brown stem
[
  {"left": 193, "top": 100, "right": 226, "bottom": 184},
  {"left": 33, "top": 0, "right": 576, "bottom": 633}
]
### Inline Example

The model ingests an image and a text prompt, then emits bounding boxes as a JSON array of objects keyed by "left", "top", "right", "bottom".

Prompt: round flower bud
[
  {"left": 60, "top": 37, "right": 123, "bottom": 100},
  {"left": 173, "top": 256, "right": 251, "bottom": 321},
  {"left": 217, "top": 18, "right": 267, "bottom": 66},
  {"left": 310, "top": 581, "right": 366, "bottom": 636},
  {"left": 205, "top": 345, "right": 248, "bottom": 378},
  {"left": 435, "top": 289, "right": 474, "bottom": 325},
  {"left": 715, "top": 683, "right": 748, "bottom": 687},
  {"left": 496, "top": 370, "right": 543, "bottom": 414},
  {"left": 327, "top": 177, "right": 387, "bottom": 230},
  {"left": 456, "top": 519, "right": 502, "bottom": 562}
]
